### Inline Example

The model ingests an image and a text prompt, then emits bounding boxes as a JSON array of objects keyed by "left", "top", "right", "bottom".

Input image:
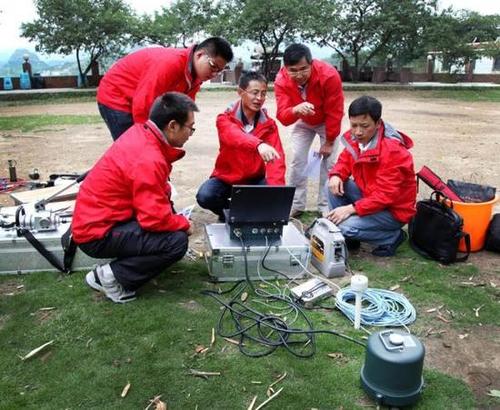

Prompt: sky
[{"left": 0, "top": 0, "right": 499, "bottom": 60}]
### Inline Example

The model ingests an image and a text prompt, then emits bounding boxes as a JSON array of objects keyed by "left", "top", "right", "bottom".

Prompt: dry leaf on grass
[
  {"left": 145, "top": 394, "right": 166, "bottom": 410},
  {"left": 223, "top": 337, "right": 241, "bottom": 345},
  {"left": 210, "top": 328, "right": 216, "bottom": 347},
  {"left": 121, "top": 382, "right": 131, "bottom": 398},
  {"left": 487, "top": 389, "right": 500, "bottom": 398},
  {"left": 254, "top": 387, "right": 283, "bottom": 410},
  {"left": 389, "top": 284, "right": 400, "bottom": 291},
  {"left": 247, "top": 395, "right": 258, "bottom": 410},
  {"left": 458, "top": 334, "right": 469, "bottom": 340},
  {"left": 19, "top": 340, "right": 54, "bottom": 361},
  {"left": 194, "top": 345, "right": 209, "bottom": 354},
  {"left": 327, "top": 352, "right": 344, "bottom": 360},
  {"left": 268, "top": 372, "right": 287, "bottom": 389},
  {"left": 188, "top": 369, "right": 221, "bottom": 379},
  {"left": 241, "top": 292, "right": 248, "bottom": 302}
]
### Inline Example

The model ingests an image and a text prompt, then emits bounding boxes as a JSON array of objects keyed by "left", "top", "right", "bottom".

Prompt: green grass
[
  {"left": 0, "top": 115, "right": 102, "bottom": 132},
  {"left": 417, "top": 88, "right": 500, "bottom": 102},
  {"left": 0, "top": 95, "right": 96, "bottom": 107},
  {"left": 2, "top": 247, "right": 497, "bottom": 409}
]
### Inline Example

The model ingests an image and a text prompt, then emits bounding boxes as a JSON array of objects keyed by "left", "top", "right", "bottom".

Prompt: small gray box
[
  {"left": 0, "top": 224, "right": 108, "bottom": 275},
  {"left": 204, "top": 223, "right": 311, "bottom": 282}
]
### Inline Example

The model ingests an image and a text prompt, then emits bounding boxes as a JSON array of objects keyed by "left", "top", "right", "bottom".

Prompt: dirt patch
[
  {"left": 0, "top": 278, "right": 24, "bottom": 296},
  {"left": 179, "top": 300, "right": 203, "bottom": 312},
  {"left": 33, "top": 308, "right": 58, "bottom": 324},
  {"left": 424, "top": 325, "right": 500, "bottom": 401}
]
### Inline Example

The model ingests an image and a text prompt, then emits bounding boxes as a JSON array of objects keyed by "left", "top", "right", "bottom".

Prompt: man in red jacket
[
  {"left": 196, "top": 71, "right": 286, "bottom": 220},
  {"left": 274, "top": 43, "right": 344, "bottom": 217},
  {"left": 97, "top": 37, "right": 233, "bottom": 140},
  {"left": 326, "top": 96, "right": 416, "bottom": 257},
  {"left": 72, "top": 92, "right": 198, "bottom": 303}
]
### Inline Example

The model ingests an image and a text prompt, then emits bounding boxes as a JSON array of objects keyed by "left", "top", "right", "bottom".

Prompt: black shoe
[
  {"left": 371, "top": 230, "right": 407, "bottom": 257},
  {"left": 345, "top": 238, "right": 361, "bottom": 251}
]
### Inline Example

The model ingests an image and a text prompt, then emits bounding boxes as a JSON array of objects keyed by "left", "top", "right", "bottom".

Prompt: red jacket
[
  {"left": 329, "top": 122, "right": 417, "bottom": 223},
  {"left": 211, "top": 101, "right": 286, "bottom": 185},
  {"left": 274, "top": 60, "right": 344, "bottom": 142},
  {"left": 72, "top": 121, "right": 190, "bottom": 244},
  {"left": 97, "top": 46, "right": 201, "bottom": 123}
]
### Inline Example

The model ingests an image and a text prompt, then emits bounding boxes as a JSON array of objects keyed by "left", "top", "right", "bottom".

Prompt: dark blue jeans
[
  {"left": 79, "top": 220, "right": 188, "bottom": 291},
  {"left": 196, "top": 177, "right": 266, "bottom": 220},
  {"left": 98, "top": 103, "right": 134, "bottom": 141},
  {"left": 327, "top": 179, "right": 403, "bottom": 246}
]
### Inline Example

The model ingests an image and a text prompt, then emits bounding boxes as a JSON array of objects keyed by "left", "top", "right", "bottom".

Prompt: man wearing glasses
[
  {"left": 97, "top": 37, "right": 233, "bottom": 140},
  {"left": 72, "top": 92, "right": 198, "bottom": 303},
  {"left": 274, "top": 43, "right": 344, "bottom": 218},
  {"left": 196, "top": 71, "right": 286, "bottom": 221}
]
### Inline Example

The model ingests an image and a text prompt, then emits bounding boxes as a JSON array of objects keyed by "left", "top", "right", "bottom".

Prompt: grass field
[{"left": 1, "top": 236, "right": 498, "bottom": 409}]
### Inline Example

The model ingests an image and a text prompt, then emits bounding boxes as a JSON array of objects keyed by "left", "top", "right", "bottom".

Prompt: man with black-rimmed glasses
[{"left": 97, "top": 37, "right": 233, "bottom": 140}]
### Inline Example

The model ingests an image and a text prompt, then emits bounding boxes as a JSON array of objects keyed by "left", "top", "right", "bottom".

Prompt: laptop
[{"left": 225, "top": 185, "right": 296, "bottom": 239}]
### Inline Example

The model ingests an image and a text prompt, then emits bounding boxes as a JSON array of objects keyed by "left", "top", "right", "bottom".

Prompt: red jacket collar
[
  {"left": 226, "top": 100, "right": 271, "bottom": 128},
  {"left": 144, "top": 120, "right": 185, "bottom": 162}
]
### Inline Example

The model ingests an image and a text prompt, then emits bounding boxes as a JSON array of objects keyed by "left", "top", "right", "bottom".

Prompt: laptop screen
[{"left": 228, "top": 185, "right": 295, "bottom": 224}]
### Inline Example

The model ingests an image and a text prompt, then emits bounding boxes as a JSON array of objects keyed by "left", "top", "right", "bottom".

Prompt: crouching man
[
  {"left": 326, "top": 96, "right": 416, "bottom": 256},
  {"left": 196, "top": 71, "right": 286, "bottom": 220},
  {"left": 72, "top": 92, "right": 198, "bottom": 303}
]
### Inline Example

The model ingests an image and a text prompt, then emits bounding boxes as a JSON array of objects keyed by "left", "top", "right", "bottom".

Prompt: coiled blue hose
[{"left": 335, "top": 288, "right": 416, "bottom": 327}]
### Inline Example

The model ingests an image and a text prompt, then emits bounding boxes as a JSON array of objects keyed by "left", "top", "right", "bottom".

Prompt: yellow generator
[{"left": 309, "top": 218, "right": 346, "bottom": 277}]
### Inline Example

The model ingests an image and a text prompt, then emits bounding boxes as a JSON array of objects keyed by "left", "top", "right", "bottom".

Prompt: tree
[
  {"left": 134, "top": 0, "right": 218, "bottom": 47},
  {"left": 425, "top": 10, "right": 500, "bottom": 73},
  {"left": 213, "top": 0, "right": 315, "bottom": 79},
  {"left": 21, "top": 0, "right": 137, "bottom": 86},
  {"left": 305, "top": 0, "right": 437, "bottom": 80}
]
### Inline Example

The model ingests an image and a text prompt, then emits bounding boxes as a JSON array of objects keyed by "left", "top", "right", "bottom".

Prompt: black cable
[
  {"left": 202, "top": 284, "right": 366, "bottom": 358},
  {"left": 260, "top": 237, "right": 294, "bottom": 280}
]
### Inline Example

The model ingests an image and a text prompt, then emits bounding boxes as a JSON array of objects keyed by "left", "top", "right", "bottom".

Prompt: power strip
[{"left": 290, "top": 278, "right": 333, "bottom": 306}]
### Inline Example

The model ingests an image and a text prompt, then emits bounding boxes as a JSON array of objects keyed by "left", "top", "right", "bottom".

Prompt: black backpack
[
  {"left": 409, "top": 192, "right": 471, "bottom": 264},
  {"left": 485, "top": 214, "right": 500, "bottom": 253}
]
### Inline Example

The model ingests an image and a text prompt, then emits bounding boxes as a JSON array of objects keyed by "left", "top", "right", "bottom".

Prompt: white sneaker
[{"left": 85, "top": 264, "right": 136, "bottom": 304}]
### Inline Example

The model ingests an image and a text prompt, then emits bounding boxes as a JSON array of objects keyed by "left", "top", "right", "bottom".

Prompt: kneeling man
[
  {"left": 72, "top": 92, "right": 198, "bottom": 302},
  {"left": 196, "top": 71, "right": 286, "bottom": 220},
  {"left": 326, "top": 96, "right": 416, "bottom": 256}
]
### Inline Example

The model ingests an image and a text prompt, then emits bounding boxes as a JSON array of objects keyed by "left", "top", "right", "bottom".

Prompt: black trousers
[{"left": 79, "top": 220, "right": 188, "bottom": 291}]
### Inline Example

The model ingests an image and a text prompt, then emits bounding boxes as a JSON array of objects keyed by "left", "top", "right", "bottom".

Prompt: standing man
[
  {"left": 97, "top": 37, "right": 233, "bottom": 140},
  {"left": 326, "top": 96, "right": 416, "bottom": 256},
  {"left": 72, "top": 92, "right": 198, "bottom": 303},
  {"left": 196, "top": 71, "right": 285, "bottom": 221},
  {"left": 274, "top": 43, "right": 344, "bottom": 217}
]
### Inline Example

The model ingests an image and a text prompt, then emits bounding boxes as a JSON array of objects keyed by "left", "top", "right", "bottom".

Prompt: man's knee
[
  {"left": 168, "top": 231, "right": 189, "bottom": 261},
  {"left": 196, "top": 184, "right": 212, "bottom": 208}
]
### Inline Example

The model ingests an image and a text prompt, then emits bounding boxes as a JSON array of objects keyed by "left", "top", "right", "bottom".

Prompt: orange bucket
[{"left": 450, "top": 196, "right": 499, "bottom": 252}]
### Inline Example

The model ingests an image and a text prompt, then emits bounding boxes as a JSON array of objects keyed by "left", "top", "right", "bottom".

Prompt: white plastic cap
[{"left": 351, "top": 274, "right": 368, "bottom": 293}]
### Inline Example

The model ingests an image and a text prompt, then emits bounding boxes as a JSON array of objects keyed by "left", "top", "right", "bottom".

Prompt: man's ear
[
  {"left": 237, "top": 87, "right": 244, "bottom": 97},
  {"left": 164, "top": 119, "right": 178, "bottom": 134}
]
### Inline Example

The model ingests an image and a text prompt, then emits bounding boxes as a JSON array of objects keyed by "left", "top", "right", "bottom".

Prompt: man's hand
[
  {"left": 257, "top": 143, "right": 280, "bottom": 163},
  {"left": 328, "top": 175, "right": 344, "bottom": 196},
  {"left": 319, "top": 140, "right": 334, "bottom": 157},
  {"left": 326, "top": 204, "right": 355, "bottom": 225},
  {"left": 292, "top": 102, "right": 315, "bottom": 117},
  {"left": 186, "top": 225, "right": 194, "bottom": 236}
]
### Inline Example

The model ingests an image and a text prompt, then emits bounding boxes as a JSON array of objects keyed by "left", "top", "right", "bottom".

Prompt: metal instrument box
[
  {"left": 204, "top": 223, "right": 311, "bottom": 282},
  {"left": 0, "top": 223, "right": 106, "bottom": 275}
]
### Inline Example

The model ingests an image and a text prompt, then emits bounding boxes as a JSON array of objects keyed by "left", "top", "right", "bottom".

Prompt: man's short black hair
[
  {"left": 195, "top": 37, "right": 234, "bottom": 63},
  {"left": 239, "top": 71, "right": 267, "bottom": 90},
  {"left": 283, "top": 43, "right": 312, "bottom": 66},
  {"left": 348, "top": 95, "right": 382, "bottom": 122},
  {"left": 149, "top": 92, "right": 199, "bottom": 130}
]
